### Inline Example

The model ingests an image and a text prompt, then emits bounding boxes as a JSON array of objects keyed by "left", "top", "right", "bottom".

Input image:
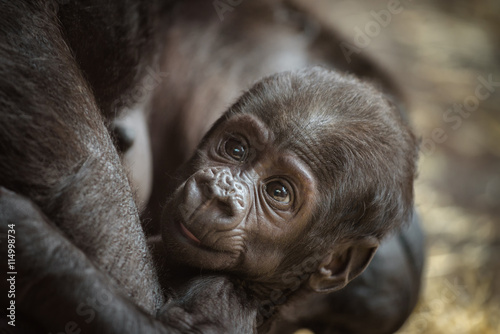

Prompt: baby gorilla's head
[{"left": 161, "top": 67, "right": 418, "bottom": 293}]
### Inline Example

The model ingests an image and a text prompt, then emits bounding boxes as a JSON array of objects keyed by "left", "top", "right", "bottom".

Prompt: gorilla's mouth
[
  {"left": 174, "top": 220, "right": 237, "bottom": 257},
  {"left": 179, "top": 222, "right": 201, "bottom": 244}
]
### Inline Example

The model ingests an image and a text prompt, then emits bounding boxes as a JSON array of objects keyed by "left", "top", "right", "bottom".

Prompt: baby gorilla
[
  {"left": 153, "top": 66, "right": 419, "bottom": 329},
  {"left": 2, "top": 67, "right": 418, "bottom": 333}
]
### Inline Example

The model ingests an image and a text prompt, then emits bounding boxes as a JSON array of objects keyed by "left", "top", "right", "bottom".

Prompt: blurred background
[{"left": 293, "top": 0, "right": 500, "bottom": 333}]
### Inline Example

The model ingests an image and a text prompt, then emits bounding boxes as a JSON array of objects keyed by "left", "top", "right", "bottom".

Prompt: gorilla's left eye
[
  {"left": 265, "top": 180, "right": 291, "bottom": 204},
  {"left": 224, "top": 138, "right": 247, "bottom": 161}
]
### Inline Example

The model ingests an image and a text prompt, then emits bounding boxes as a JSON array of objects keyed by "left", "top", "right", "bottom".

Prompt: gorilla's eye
[
  {"left": 265, "top": 180, "right": 291, "bottom": 203},
  {"left": 225, "top": 138, "right": 247, "bottom": 161}
]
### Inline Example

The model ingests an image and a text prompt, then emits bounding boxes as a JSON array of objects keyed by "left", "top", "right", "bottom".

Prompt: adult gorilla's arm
[
  {"left": 0, "top": 0, "right": 161, "bottom": 312},
  {"left": 0, "top": 4, "right": 258, "bottom": 332},
  {"left": 0, "top": 187, "right": 257, "bottom": 333}
]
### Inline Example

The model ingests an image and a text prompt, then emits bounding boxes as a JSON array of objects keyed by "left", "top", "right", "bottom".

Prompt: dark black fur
[
  {"left": 145, "top": 2, "right": 424, "bottom": 331},
  {"left": 0, "top": 1, "right": 260, "bottom": 332},
  {"left": 0, "top": 187, "right": 257, "bottom": 333},
  {"left": 170, "top": 68, "right": 419, "bottom": 331},
  {"left": 269, "top": 212, "right": 425, "bottom": 334},
  {"left": 0, "top": 0, "right": 162, "bottom": 312},
  {"left": 0, "top": 1, "right": 422, "bottom": 333}
]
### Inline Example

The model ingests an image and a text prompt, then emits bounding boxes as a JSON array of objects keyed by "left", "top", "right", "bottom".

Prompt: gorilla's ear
[{"left": 308, "top": 237, "right": 379, "bottom": 293}]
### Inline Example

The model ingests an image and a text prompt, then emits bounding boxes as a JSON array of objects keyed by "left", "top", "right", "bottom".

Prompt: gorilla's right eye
[
  {"left": 264, "top": 179, "right": 294, "bottom": 208},
  {"left": 224, "top": 138, "right": 247, "bottom": 161},
  {"left": 265, "top": 181, "right": 290, "bottom": 203}
]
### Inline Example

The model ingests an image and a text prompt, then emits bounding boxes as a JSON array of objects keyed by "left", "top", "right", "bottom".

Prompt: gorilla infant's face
[
  {"left": 161, "top": 67, "right": 418, "bottom": 287},
  {"left": 162, "top": 114, "right": 318, "bottom": 278}
]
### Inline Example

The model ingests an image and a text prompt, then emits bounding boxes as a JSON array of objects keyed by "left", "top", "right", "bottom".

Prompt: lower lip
[
  {"left": 179, "top": 222, "right": 201, "bottom": 245},
  {"left": 174, "top": 221, "right": 230, "bottom": 255}
]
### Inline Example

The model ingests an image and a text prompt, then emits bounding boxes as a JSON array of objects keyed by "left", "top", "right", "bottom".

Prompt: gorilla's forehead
[
  {"left": 223, "top": 67, "right": 404, "bottom": 190},
  {"left": 222, "top": 112, "right": 339, "bottom": 189}
]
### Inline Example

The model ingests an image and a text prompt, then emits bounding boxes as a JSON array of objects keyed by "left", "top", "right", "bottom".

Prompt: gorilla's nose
[{"left": 196, "top": 167, "right": 246, "bottom": 218}]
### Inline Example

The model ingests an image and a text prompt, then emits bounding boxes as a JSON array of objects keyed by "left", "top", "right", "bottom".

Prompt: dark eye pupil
[
  {"left": 225, "top": 139, "right": 246, "bottom": 161},
  {"left": 266, "top": 181, "right": 290, "bottom": 203},
  {"left": 274, "top": 188, "right": 285, "bottom": 198}
]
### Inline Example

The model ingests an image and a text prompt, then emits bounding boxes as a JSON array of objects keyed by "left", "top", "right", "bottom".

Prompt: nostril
[
  {"left": 201, "top": 183, "right": 214, "bottom": 199},
  {"left": 199, "top": 182, "right": 239, "bottom": 217},
  {"left": 195, "top": 168, "right": 247, "bottom": 217},
  {"left": 216, "top": 198, "right": 234, "bottom": 216}
]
